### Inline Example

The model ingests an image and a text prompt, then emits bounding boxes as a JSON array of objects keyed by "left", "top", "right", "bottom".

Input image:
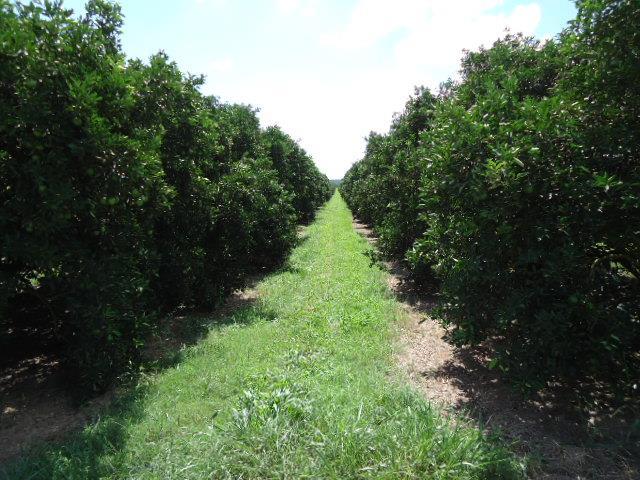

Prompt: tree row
[
  {"left": 0, "top": 0, "right": 332, "bottom": 391},
  {"left": 341, "top": 0, "right": 639, "bottom": 394}
]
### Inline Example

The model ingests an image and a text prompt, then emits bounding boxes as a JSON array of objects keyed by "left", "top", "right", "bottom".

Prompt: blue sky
[{"left": 63, "top": 0, "right": 577, "bottom": 178}]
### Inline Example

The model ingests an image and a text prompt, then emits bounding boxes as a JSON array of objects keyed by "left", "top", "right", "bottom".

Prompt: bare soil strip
[
  {"left": 0, "top": 356, "right": 113, "bottom": 464},
  {"left": 0, "top": 280, "right": 261, "bottom": 464},
  {"left": 0, "top": 228, "right": 304, "bottom": 464},
  {"left": 353, "top": 219, "right": 639, "bottom": 480}
]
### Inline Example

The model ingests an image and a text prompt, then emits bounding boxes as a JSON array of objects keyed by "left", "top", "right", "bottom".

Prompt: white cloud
[
  {"left": 393, "top": 2, "right": 541, "bottom": 75},
  {"left": 322, "top": 0, "right": 514, "bottom": 50},
  {"left": 323, "top": 0, "right": 540, "bottom": 64},
  {"left": 321, "top": 0, "right": 421, "bottom": 49},
  {"left": 276, "top": 0, "right": 299, "bottom": 14},
  {"left": 194, "top": 0, "right": 227, "bottom": 7},
  {"left": 203, "top": 66, "right": 429, "bottom": 178},
  {"left": 300, "top": 0, "right": 319, "bottom": 18},
  {"left": 276, "top": 0, "right": 318, "bottom": 17},
  {"left": 207, "top": 57, "right": 233, "bottom": 73},
  {"left": 204, "top": 0, "right": 543, "bottom": 178},
  {"left": 301, "top": 0, "right": 542, "bottom": 177}
]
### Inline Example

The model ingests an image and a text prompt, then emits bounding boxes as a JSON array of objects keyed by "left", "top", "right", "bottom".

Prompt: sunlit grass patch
[{"left": 3, "top": 193, "right": 524, "bottom": 479}]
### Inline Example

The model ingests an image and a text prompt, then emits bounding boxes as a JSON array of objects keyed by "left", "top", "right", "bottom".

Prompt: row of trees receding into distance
[
  {"left": 0, "top": 0, "right": 332, "bottom": 392},
  {"left": 341, "top": 0, "right": 639, "bottom": 395}
]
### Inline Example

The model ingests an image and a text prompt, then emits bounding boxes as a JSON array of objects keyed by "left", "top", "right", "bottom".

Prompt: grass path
[{"left": 4, "top": 192, "right": 523, "bottom": 479}]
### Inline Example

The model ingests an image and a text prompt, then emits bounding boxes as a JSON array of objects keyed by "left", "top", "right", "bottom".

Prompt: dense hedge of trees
[
  {"left": 342, "top": 0, "right": 639, "bottom": 394},
  {"left": 0, "top": 0, "right": 331, "bottom": 391}
]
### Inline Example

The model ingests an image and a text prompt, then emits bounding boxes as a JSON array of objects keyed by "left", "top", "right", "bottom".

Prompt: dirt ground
[
  {"left": 0, "top": 354, "right": 114, "bottom": 464},
  {"left": 2, "top": 222, "right": 637, "bottom": 477},
  {"left": 353, "top": 219, "right": 640, "bottom": 480},
  {"left": 0, "top": 279, "right": 262, "bottom": 465},
  {"left": 0, "top": 229, "right": 307, "bottom": 465}
]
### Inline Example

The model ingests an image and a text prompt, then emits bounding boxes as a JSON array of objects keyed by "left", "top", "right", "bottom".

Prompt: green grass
[{"left": 2, "top": 192, "right": 524, "bottom": 479}]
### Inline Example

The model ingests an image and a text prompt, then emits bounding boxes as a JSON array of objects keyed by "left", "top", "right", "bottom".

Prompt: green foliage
[
  {"left": 3, "top": 194, "right": 522, "bottom": 479},
  {"left": 262, "top": 126, "right": 333, "bottom": 223},
  {"left": 0, "top": 0, "right": 329, "bottom": 392},
  {"left": 342, "top": 2, "right": 640, "bottom": 394},
  {"left": 341, "top": 87, "right": 437, "bottom": 273}
]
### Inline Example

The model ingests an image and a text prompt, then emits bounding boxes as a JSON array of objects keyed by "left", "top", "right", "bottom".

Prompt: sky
[{"left": 62, "top": 0, "right": 577, "bottom": 178}]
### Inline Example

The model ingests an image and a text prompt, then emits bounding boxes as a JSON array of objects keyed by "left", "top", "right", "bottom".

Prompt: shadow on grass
[
  {"left": 1, "top": 225, "right": 310, "bottom": 476},
  {"left": 0, "top": 284, "right": 280, "bottom": 479},
  {"left": 351, "top": 217, "right": 438, "bottom": 316},
  {"left": 139, "top": 246, "right": 310, "bottom": 373},
  {"left": 351, "top": 217, "right": 640, "bottom": 479},
  {"left": 430, "top": 344, "right": 640, "bottom": 478},
  {"left": 381, "top": 259, "right": 439, "bottom": 316},
  {"left": 1, "top": 382, "right": 150, "bottom": 479}
]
